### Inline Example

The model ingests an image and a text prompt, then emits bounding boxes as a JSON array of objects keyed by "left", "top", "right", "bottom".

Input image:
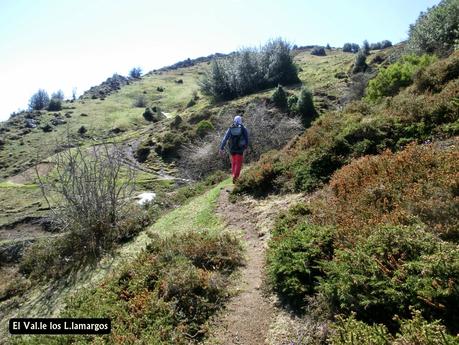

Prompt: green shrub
[
  {"left": 287, "top": 94, "right": 298, "bottom": 113},
  {"left": 292, "top": 148, "right": 342, "bottom": 192},
  {"left": 143, "top": 107, "right": 165, "bottom": 122},
  {"left": 129, "top": 67, "right": 142, "bottom": 78},
  {"left": 195, "top": 120, "right": 214, "bottom": 138},
  {"left": 155, "top": 131, "right": 184, "bottom": 158},
  {"left": 352, "top": 50, "right": 368, "bottom": 74},
  {"left": 408, "top": 0, "right": 459, "bottom": 56},
  {"left": 414, "top": 51, "right": 459, "bottom": 92},
  {"left": 395, "top": 309, "right": 459, "bottom": 344},
  {"left": 267, "top": 222, "right": 334, "bottom": 306},
  {"left": 47, "top": 98, "right": 62, "bottom": 111},
  {"left": 271, "top": 85, "right": 288, "bottom": 109},
  {"left": 343, "top": 43, "right": 360, "bottom": 53},
  {"left": 186, "top": 98, "right": 196, "bottom": 108},
  {"left": 271, "top": 202, "right": 311, "bottom": 236},
  {"left": 170, "top": 114, "right": 183, "bottom": 129},
  {"left": 233, "top": 150, "right": 283, "bottom": 197},
  {"left": 134, "top": 94, "right": 147, "bottom": 107},
  {"left": 329, "top": 311, "right": 459, "bottom": 345},
  {"left": 318, "top": 226, "right": 459, "bottom": 331},
  {"left": 329, "top": 314, "right": 392, "bottom": 345},
  {"left": 28, "top": 89, "right": 49, "bottom": 110},
  {"left": 311, "top": 47, "right": 326, "bottom": 56},
  {"left": 365, "top": 54, "right": 437, "bottom": 101},
  {"left": 297, "top": 87, "right": 317, "bottom": 126}
]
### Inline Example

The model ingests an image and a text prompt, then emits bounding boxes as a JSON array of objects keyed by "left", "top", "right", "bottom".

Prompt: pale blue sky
[{"left": 0, "top": 0, "right": 440, "bottom": 121}]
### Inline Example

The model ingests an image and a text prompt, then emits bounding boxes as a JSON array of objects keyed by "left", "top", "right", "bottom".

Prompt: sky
[{"left": 0, "top": 0, "right": 441, "bottom": 121}]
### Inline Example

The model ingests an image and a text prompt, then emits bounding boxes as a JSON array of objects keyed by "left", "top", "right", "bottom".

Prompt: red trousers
[{"left": 231, "top": 153, "right": 244, "bottom": 181}]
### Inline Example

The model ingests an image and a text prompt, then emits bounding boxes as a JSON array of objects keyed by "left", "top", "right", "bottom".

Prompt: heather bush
[
  {"left": 329, "top": 142, "right": 459, "bottom": 241},
  {"left": 319, "top": 225, "right": 459, "bottom": 332},
  {"left": 53, "top": 232, "right": 244, "bottom": 344},
  {"left": 233, "top": 150, "right": 283, "bottom": 196}
]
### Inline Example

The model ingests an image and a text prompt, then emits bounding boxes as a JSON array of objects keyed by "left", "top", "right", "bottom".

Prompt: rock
[
  {"left": 51, "top": 118, "right": 66, "bottom": 126},
  {"left": 25, "top": 118, "right": 37, "bottom": 128},
  {"left": 80, "top": 113, "right": 88, "bottom": 117}
]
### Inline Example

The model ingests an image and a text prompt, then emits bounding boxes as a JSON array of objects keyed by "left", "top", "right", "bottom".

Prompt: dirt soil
[
  {"left": 205, "top": 188, "right": 303, "bottom": 345},
  {"left": 7, "top": 162, "right": 54, "bottom": 184}
]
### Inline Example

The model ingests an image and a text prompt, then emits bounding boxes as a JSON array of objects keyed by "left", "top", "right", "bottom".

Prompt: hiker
[{"left": 219, "top": 115, "right": 249, "bottom": 183}]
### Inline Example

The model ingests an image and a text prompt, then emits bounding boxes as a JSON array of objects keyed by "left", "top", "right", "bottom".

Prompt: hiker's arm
[
  {"left": 243, "top": 127, "right": 249, "bottom": 148},
  {"left": 219, "top": 129, "right": 230, "bottom": 151}
]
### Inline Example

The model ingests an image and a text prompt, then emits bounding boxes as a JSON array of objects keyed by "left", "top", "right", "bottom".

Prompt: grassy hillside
[{"left": 0, "top": 46, "right": 360, "bottom": 232}]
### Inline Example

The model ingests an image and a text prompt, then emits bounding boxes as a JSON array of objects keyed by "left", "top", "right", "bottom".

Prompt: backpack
[{"left": 229, "top": 125, "right": 246, "bottom": 151}]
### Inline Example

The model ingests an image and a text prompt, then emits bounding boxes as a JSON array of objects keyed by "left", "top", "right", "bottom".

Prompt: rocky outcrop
[{"left": 81, "top": 74, "right": 131, "bottom": 100}]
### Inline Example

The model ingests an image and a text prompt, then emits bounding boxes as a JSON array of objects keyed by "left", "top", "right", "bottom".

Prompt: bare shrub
[
  {"left": 179, "top": 103, "right": 303, "bottom": 179},
  {"left": 35, "top": 140, "right": 137, "bottom": 258}
]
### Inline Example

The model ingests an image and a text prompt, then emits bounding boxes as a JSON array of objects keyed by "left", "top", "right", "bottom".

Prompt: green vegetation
[
  {"left": 365, "top": 54, "right": 437, "bottom": 101},
  {"left": 408, "top": 0, "right": 459, "bottom": 55},
  {"left": 13, "top": 180, "right": 243, "bottom": 345},
  {"left": 296, "top": 86, "right": 317, "bottom": 125},
  {"left": 311, "top": 46, "right": 326, "bottom": 56},
  {"left": 235, "top": 52, "right": 459, "bottom": 196},
  {"left": 200, "top": 38, "right": 299, "bottom": 102},
  {"left": 195, "top": 120, "right": 214, "bottom": 138},
  {"left": 267, "top": 220, "right": 333, "bottom": 304},
  {"left": 343, "top": 43, "right": 360, "bottom": 53},
  {"left": 271, "top": 85, "right": 288, "bottom": 109},
  {"left": 28, "top": 89, "right": 50, "bottom": 110},
  {"left": 263, "top": 141, "right": 459, "bottom": 338},
  {"left": 319, "top": 226, "right": 459, "bottom": 328},
  {"left": 330, "top": 311, "right": 459, "bottom": 345}
]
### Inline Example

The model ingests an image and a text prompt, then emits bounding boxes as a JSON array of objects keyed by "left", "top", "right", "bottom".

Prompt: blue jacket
[{"left": 220, "top": 124, "right": 249, "bottom": 154}]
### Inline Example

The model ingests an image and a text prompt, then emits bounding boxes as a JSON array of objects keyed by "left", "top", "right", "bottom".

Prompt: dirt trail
[{"left": 205, "top": 188, "right": 275, "bottom": 345}]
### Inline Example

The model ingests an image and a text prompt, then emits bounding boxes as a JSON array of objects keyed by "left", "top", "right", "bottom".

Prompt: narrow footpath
[{"left": 204, "top": 187, "right": 275, "bottom": 345}]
